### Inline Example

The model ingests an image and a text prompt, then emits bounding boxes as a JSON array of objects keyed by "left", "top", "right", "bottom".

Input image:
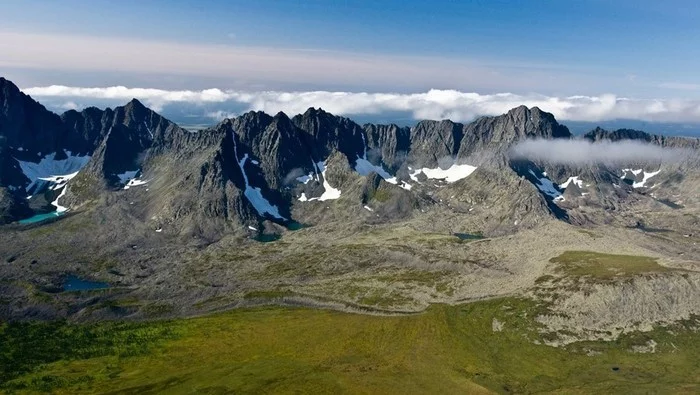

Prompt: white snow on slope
[
  {"left": 633, "top": 170, "right": 661, "bottom": 188},
  {"left": 51, "top": 185, "right": 69, "bottom": 212},
  {"left": 622, "top": 168, "right": 643, "bottom": 177},
  {"left": 355, "top": 158, "right": 399, "bottom": 184},
  {"left": 529, "top": 170, "right": 564, "bottom": 202},
  {"left": 17, "top": 150, "right": 91, "bottom": 192},
  {"left": 232, "top": 138, "right": 286, "bottom": 219},
  {"left": 296, "top": 173, "right": 314, "bottom": 184},
  {"left": 410, "top": 163, "right": 478, "bottom": 183},
  {"left": 239, "top": 153, "right": 285, "bottom": 219},
  {"left": 559, "top": 176, "right": 583, "bottom": 189},
  {"left": 124, "top": 178, "right": 148, "bottom": 189},
  {"left": 117, "top": 169, "right": 149, "bottom": 190},
  {"left": 354, "top": 133, "right": 398, "bottom": 184},
  {"left": 309, "top": 161, "right": 341, "bottom": 201},
  {"left": 143, "top": 121, "right": 154, "bottom": 139},
  {"left": 117, "top": 170, "right": 140, "bottom": 184},
  {"left": 39, "top": 171, "right": 80, "bottom": 191},
  {"left": 298, "top": 161, "right": 342, "bottom": 202},
  {"left": 621, "top": 168, "right": 661, "bottom": 188}
]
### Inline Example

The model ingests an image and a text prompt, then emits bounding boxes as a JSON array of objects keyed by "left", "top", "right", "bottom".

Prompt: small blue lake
[
  {"left": 285, "top": 221, "right": 309, "bottom": 231},
  {"left": 18, "top": 211, "right": 62, "bottom": 224},
  {"left": 454, "top": 233, "right": 485, "bottom": 241},
  {"left": 254, "top": 234, "right": 282, "bottom": 243},
  {"left": 63, "top": 275, "right": 110, "bottom": 291}
]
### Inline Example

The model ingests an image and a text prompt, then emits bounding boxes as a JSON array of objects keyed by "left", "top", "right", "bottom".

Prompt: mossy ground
[
  {"left": 2, "top": 297, "right": 699, "bottom": 394},
  {"left": 550, "top": 250, "right": 670, "bottom": 279}
]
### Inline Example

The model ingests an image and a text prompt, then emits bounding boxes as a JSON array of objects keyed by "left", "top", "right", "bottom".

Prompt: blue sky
[{"left": 3, "top": 0, "right": 700, "bottom": 126}]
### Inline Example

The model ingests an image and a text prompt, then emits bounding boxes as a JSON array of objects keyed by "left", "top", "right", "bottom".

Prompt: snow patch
[
  {"left": 354, "top": 133, "right": 398, "bottom": 184},
  {"left": 143, "top": 121, "right": 154, "bottom": 139},
  {"left": 124, "top": 178, "right": 148, "bottom": 189},
  {"left": 622, "top": 168, "right": 643, "bottom": 177},
  {"left": 529, "top": 170, "right": 564, "bottom": 202},
  {"left": 296, "top": 173, "right": 314, "bottom": 184},
  {"left": 117, "top": 170, "right": 140, "bottom": 184},
  {"left": 38, "top": 171, "right": 80, "bottom": 191},
  {"left": 412, "top": 163, "right": 477, "bottom": 183},
  {"left": 232, "top": 138, "right": 286, "bottom": 219},
  {"left": 633, "top": 170, "right": 661, "bottom": 188},
  {"left": 559, "top": 176, "right": 583, "bottom": 189},
  {"left": 621, "top": 168, "right": 661, "bottom": 188},
  {"left": 248, "top": 225, "right": 258, "bottom": 231},
  {"left": 311, "top": 161, "right": 341, "bottom": 201},
  {"left": 399, "top": 181, "right": 412, "bottom": 191},
  {"left": 363, "top": 205, "right": 374, "bottom": 212},
  {"left": 17, "top": 150, "right": 91, "bottom": 192},
  {"left": 354, "top": 158, "right": 398, "bottom": 184},
  {"left": 51, "top": 185, "right": 69, "bottom": 212}
]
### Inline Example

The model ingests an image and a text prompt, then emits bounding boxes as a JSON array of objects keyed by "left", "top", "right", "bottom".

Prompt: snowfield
[
  {"left": 410, "top": 163, "right": 478, "bottom": 184},
  {"left": 17, "top": 150, "right": 90, "bottom": 192}
]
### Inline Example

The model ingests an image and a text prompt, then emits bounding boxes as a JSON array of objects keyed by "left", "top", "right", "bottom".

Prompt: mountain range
[{"left": 3, "top": 76, "right": 698, "bottom": 238}]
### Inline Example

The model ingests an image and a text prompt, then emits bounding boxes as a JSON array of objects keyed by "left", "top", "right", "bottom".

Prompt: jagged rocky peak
[
  {"left": 459, "top": 106, "right": 571, "bottom": 160},
  {"left": 584, "top": 127, "right": 652, "bottom": 142},
  {"left": 502, "top": 105, "right": 571, "bottom": 139},
  {"left": 292, "top": 107, "right": 366, "bottom": 160},
  {"left": 0, "top": 77, "right": 69, "bottom": 154},
  {"left": 230, "top": 110, "right": 273, "bottom": 133},
  {"left": 408, "top": 119, "right": 464, "bottom": 167},
  {"left": 584, "top": 126, "right": 700, "bottom": 150}
]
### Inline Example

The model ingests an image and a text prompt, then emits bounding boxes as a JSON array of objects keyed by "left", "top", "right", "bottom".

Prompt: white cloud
[
  {"left": 510, "top": 139, "right": 695, "bottom": 165},
  {"left": 206, "top": 110, "right": 239, "bottom": 121},
  {"left": 59, "top": 101, "right": 80, "bottom": 110},
  {"left": 23, "top": 85, "right": 700, "bottom": 123}
]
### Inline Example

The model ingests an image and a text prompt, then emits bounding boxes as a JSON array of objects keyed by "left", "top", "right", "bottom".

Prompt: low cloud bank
[
  {"left": 510, "top": 139, "right": 694, "bottom": 165},
  {"left": 23, "top": 85, "right": 700, "bottom": 123}
]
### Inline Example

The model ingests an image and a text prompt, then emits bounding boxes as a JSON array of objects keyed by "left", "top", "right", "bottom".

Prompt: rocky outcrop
[{"left": 584, "top": 127, "right": 700, "bottom": 149}]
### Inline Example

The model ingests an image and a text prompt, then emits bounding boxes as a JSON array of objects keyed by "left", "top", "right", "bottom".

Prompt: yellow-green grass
[
  {"left": 550, "top": 251, "right": 671, "bottom": 279},
  {"left": 2, "top": 298, "right": 699, "bottom": 394}
]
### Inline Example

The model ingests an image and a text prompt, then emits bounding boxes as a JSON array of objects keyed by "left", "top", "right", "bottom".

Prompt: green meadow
[{"left": 2, "top": 297, "right": 699, "bottom": 394}]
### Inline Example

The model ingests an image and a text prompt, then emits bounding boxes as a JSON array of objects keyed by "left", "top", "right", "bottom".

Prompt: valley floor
[
  {"left": 2, "top": 297, "right": 700, "bottom": 394},
  {"left": 2, "top": 203, "right": 700, "bottom": 393}
]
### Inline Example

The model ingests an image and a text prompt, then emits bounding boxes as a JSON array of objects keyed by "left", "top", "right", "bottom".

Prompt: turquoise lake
[{"left": 18, "top": 211, "right": 62, "bottom": 224}]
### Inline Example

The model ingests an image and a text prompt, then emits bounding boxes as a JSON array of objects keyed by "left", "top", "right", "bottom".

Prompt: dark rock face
[
  {"left": 0, "top": 187, "right": 31, "bottom": 224},
  {"left": 291, "top": 108, "right": 366, "bottom": 162},
  {"left": 408, "top": 120, "right": 464, "bottom": 167},
  {"left": 362, "top": 123, "right": 411, "bottom": 171},
  {"left": 584, "top": 127, "right": 700, "bottom": 149},
  {"left": 461, "top": 106, "right": 572, "bottom": 161},
  {"left": 0, "top": 77, "right": 70, "bottom": 155}
]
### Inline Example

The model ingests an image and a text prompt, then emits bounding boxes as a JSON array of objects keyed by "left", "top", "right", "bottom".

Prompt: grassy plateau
[{"left": 1, "top": 296, "right": 699, "bottom": 394}]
